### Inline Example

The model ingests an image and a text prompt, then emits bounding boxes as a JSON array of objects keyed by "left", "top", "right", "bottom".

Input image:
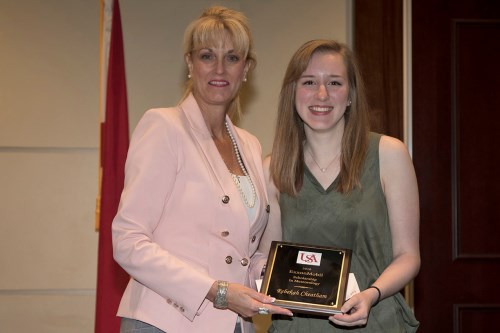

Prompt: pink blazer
[{"left": 112, "top": 94, "right": 269, "bottom": 333}]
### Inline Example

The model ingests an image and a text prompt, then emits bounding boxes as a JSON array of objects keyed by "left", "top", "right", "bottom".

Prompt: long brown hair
[
  {"left": 179, "top": 6, "right": 256, "bottom": 120},
  {"left": 270, "top": 39, "right": 369, "bottom": 196}
]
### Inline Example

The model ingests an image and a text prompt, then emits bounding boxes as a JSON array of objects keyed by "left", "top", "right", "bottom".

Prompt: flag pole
[{"left": 96, "top": 0, "right": 109, "bottom": 232}]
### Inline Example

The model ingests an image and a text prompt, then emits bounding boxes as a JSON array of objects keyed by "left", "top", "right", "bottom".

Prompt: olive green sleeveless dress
[{"left": 269, "top": 133, "right": 419, "bottom": 333}]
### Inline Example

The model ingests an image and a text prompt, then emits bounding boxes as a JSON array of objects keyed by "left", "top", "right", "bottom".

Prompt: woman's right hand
[
  {"left": 227, "top": 283, "right": 293, "bottom": 317},
  {"left": 208, "top": 281, "right": 293, "bottom": 318}
]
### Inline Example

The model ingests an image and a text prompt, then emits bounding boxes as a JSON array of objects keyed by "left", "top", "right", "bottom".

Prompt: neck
[
  {"left": 197, "top": 102, "right": 228, "bottom": 140},
  {"left": 303, "top": 116, "right": 345, "bottom": 150},
  {"left": 306, "top": 145, "right": 340, "bottom": 173},
  {"left": 192, "top": 90, "right": 229, "bottom": 140},
  {"left": 304, "top": 133, "right": 342, "bottom": 163}
]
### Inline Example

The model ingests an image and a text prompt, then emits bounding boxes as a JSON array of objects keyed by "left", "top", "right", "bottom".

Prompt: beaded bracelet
[
  {"left": 214, "top": 280, "right": 229, "bottom": 309},
  {"left": 367, "top": 285, "right": 381, "bottom": 306}
]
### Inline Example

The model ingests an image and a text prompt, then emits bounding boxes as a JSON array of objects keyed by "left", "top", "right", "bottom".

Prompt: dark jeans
[
  {"left": 121, "top": 318, "right": 165, "bottom": 333},
  {"left": 120, "top": 318, "right": 242, "bottom": 333}
]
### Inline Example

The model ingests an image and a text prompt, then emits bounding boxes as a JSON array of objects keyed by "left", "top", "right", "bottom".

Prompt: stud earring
[
  {"left": 243, "top": 76, "right": 247, "bottom": 82},
  {"left": 188, "top": 74, "right": 191, "bottom": 79},
  {"left": 347, "top": 100, "right": 351, "bottom": 106}
]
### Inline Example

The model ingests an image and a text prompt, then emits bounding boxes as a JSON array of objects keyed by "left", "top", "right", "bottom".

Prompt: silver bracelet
[{"left": 213, "top": 280, "right": 229, "bottom": 309}]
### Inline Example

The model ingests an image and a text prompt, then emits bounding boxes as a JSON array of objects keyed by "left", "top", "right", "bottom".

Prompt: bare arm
[
  {"left": 331, "top": 135, "right": 420, "bottom": 326},
  {"left": 376, "top": 135, "right": 421, "bottom": 296}
]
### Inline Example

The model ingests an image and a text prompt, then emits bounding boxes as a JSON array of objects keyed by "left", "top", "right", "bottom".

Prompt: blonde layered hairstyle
[
  {"left": 180, "top": 6, "right": 256, "bottom": 120},
  {"left": 270, "top": 39, "right": 370, "bottom": 196}
]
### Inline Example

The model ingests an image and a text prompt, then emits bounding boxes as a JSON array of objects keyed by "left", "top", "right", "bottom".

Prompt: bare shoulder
[
  {"left": 379, "top": 135, "right": 410, "bottom": 158},
  {"left": 378, "top": 135, "right": 417, "bottom": 191},
  {"left": 378, "top": 135, "right": 415, "bottom": 172}
]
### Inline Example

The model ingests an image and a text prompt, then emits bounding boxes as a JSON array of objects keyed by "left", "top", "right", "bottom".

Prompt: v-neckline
[{"left": 304, "top": 165, "right": 339, "bottom": 193}]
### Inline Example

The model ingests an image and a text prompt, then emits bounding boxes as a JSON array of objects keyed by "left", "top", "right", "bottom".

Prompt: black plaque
[{"left": 261, "top": 241, "right": 352, "bottom": 316}]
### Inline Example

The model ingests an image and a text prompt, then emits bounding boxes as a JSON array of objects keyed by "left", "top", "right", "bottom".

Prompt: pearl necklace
[{"left": 225, "top": 121, "right": 256, "bottom": 208}]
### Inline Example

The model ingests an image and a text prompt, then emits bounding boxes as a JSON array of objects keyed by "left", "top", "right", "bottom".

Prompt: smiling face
[
  {"left": 295, "top": 51, "right": 350, "bottom": 134},
  {"left": 186, "top": 38, "right": 249, "bottom": 111}
]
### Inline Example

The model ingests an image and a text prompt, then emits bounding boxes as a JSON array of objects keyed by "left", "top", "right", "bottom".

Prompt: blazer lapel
[
  {"left": 179, "top": 94, "right": 266, "bottom": 237},
  {"left": 179, "top": 94, "right": 233, "bottom": 195}
]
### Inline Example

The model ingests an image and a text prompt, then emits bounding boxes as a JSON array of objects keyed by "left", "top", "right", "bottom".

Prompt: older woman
[
  {"left": 112, "top": 6, "right": 292, "bottom": 333},
  {"left": 263, "top": 39, "right": 420, "bottom": 332}
]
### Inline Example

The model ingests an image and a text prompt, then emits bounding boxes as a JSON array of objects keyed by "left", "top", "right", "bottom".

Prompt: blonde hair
[
  {"left": 270, "top": 39, "right": 369, "bottom": 196},
  {"left": 179, "top": 6, "right": 256, "bottom": 119}
]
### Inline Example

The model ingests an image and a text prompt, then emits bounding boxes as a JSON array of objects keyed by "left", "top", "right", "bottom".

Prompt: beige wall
[{"left": 0, "top": 1, "right": 349, "bottom": 331}]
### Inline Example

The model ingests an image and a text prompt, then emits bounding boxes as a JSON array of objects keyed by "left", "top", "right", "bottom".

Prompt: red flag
[{"left": 95, "top": 0, "right": 130, "bottom": 332}]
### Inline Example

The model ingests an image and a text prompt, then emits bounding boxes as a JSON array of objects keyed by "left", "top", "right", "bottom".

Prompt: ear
[
  {"left": 243, "top": 60, "right": 251, "bottom": 78},
  {"left": 185, "top": 53, "right": 193, "bottom": 75}
]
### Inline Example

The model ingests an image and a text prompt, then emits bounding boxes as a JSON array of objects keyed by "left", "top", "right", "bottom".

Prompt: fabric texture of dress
[{"left": 270, "top": 132, "right": 419, "bottom": 332}]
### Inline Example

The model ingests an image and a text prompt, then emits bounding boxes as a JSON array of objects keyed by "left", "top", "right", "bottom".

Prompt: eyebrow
[
  {"left": 299, "top": 74, "right": 344, "bottom": 78},
  {"left": 198, "top": 47, "right": 237, "bottom": 54}
]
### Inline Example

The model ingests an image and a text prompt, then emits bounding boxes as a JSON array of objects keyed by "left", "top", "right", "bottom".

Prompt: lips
[
  {"left": 209, "top": 80, "right": 229, "bottom": 87},
  {"left": 309, "top": 105, "right": 333, "bottom": 113}
]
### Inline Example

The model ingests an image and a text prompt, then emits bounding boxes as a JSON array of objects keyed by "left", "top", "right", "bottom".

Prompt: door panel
[
  {"left": 354, "top": 0, "right": 403, "bottom": 139},
  {"left": 412, "top": 1, "right": 500, "bottom": 332}
]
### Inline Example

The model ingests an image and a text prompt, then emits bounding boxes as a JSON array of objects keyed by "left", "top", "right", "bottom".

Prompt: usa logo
[{"left": 296, "top": 251, "right": 322, "bottom": 266}]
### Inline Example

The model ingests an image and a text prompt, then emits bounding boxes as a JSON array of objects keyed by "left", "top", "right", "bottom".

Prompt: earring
[
  {"left": 243, "top": 76, "right": 247, "bottom": 82},
  {"left": 188, "top": 74, "right": 191, "bottom": 79},
  {"left": 347, "top": 100, "right": 351, "bottom": 106}
]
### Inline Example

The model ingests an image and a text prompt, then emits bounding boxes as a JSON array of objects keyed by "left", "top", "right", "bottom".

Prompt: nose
[
  {"left": 215, "top": 58, "right": 225, "bottom": 74},
  {"left": 317, "top": 84, "right": 329, "bottom": 101}
]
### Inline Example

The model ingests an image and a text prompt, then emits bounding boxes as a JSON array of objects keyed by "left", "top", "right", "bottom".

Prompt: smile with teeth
[
  {"left": 209, "top": 80, "right": 229, "bottom": 87},
  {"left": 309, "top": 105, "right": 333, "bottom": 113}
]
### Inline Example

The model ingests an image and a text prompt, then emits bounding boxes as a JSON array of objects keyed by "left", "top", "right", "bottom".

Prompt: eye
[
  {"left": 200, "top": 52, "right": 214, "bottom": 61},
  {"left": 328, "top": 80, "right": 342, "bottom": 86},
  {"left": 226, "top": 54, "right": 240, "bottom": 63},
  {"left": 302, "top": 80, "right": 315, "bottom": 86}
]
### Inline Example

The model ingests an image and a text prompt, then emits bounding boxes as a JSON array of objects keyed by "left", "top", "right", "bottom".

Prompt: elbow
[
  {"left": 408, "top": 253, "right": 421, "bottom": 280},
  {"left": 112, "top": 236, "right": 124, "bottom": 267},
  {"left": 414, "top": 254, "right": 421, "bottom": 277},
  {"left": 393, "top": 251, "right": 421, "bottom": 280},
  {"left": 112, "top": 240, "right": 122, "bottom": 264},
  {"left": 111, "top": 221, "right": 128, "bottom": 267}
]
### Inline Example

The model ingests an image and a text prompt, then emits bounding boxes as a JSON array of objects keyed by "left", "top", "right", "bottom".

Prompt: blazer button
[
  {"left": 222, "top": 195, "right": 230, "bottom": 204},
  {"left": 251, "top": 235, "right": 256, "bottom": 243},
  {"left": 225, "top": 256, "right": 233, "bottom": 264},
  {"left": 266, "top": 204, "right": 270, "bottom": 213},
  {"left": 221, "top": 230, "right": 230, "bottom": 237},
  {"left": 167, "top": 298, "right": 172, "bottom": 304},
  {"left": 240, "top": 258, "right": 249, "bottom": 266},
  {"left": 180, "top": 307, "right": 185, "bottom": 312}
]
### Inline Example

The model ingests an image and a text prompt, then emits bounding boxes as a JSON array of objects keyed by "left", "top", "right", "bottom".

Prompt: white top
[{"left": 231, "top": 174, "right": 258, "bottom": 224}]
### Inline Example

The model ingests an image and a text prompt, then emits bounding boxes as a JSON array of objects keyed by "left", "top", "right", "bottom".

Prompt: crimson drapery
[{"left": 95, "top": 0, "right": 130, "bottom": 332}]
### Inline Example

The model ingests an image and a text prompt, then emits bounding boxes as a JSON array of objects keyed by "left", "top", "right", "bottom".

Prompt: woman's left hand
[{"left": 328, "top": 288, "right": 378, "bottom": 327}]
